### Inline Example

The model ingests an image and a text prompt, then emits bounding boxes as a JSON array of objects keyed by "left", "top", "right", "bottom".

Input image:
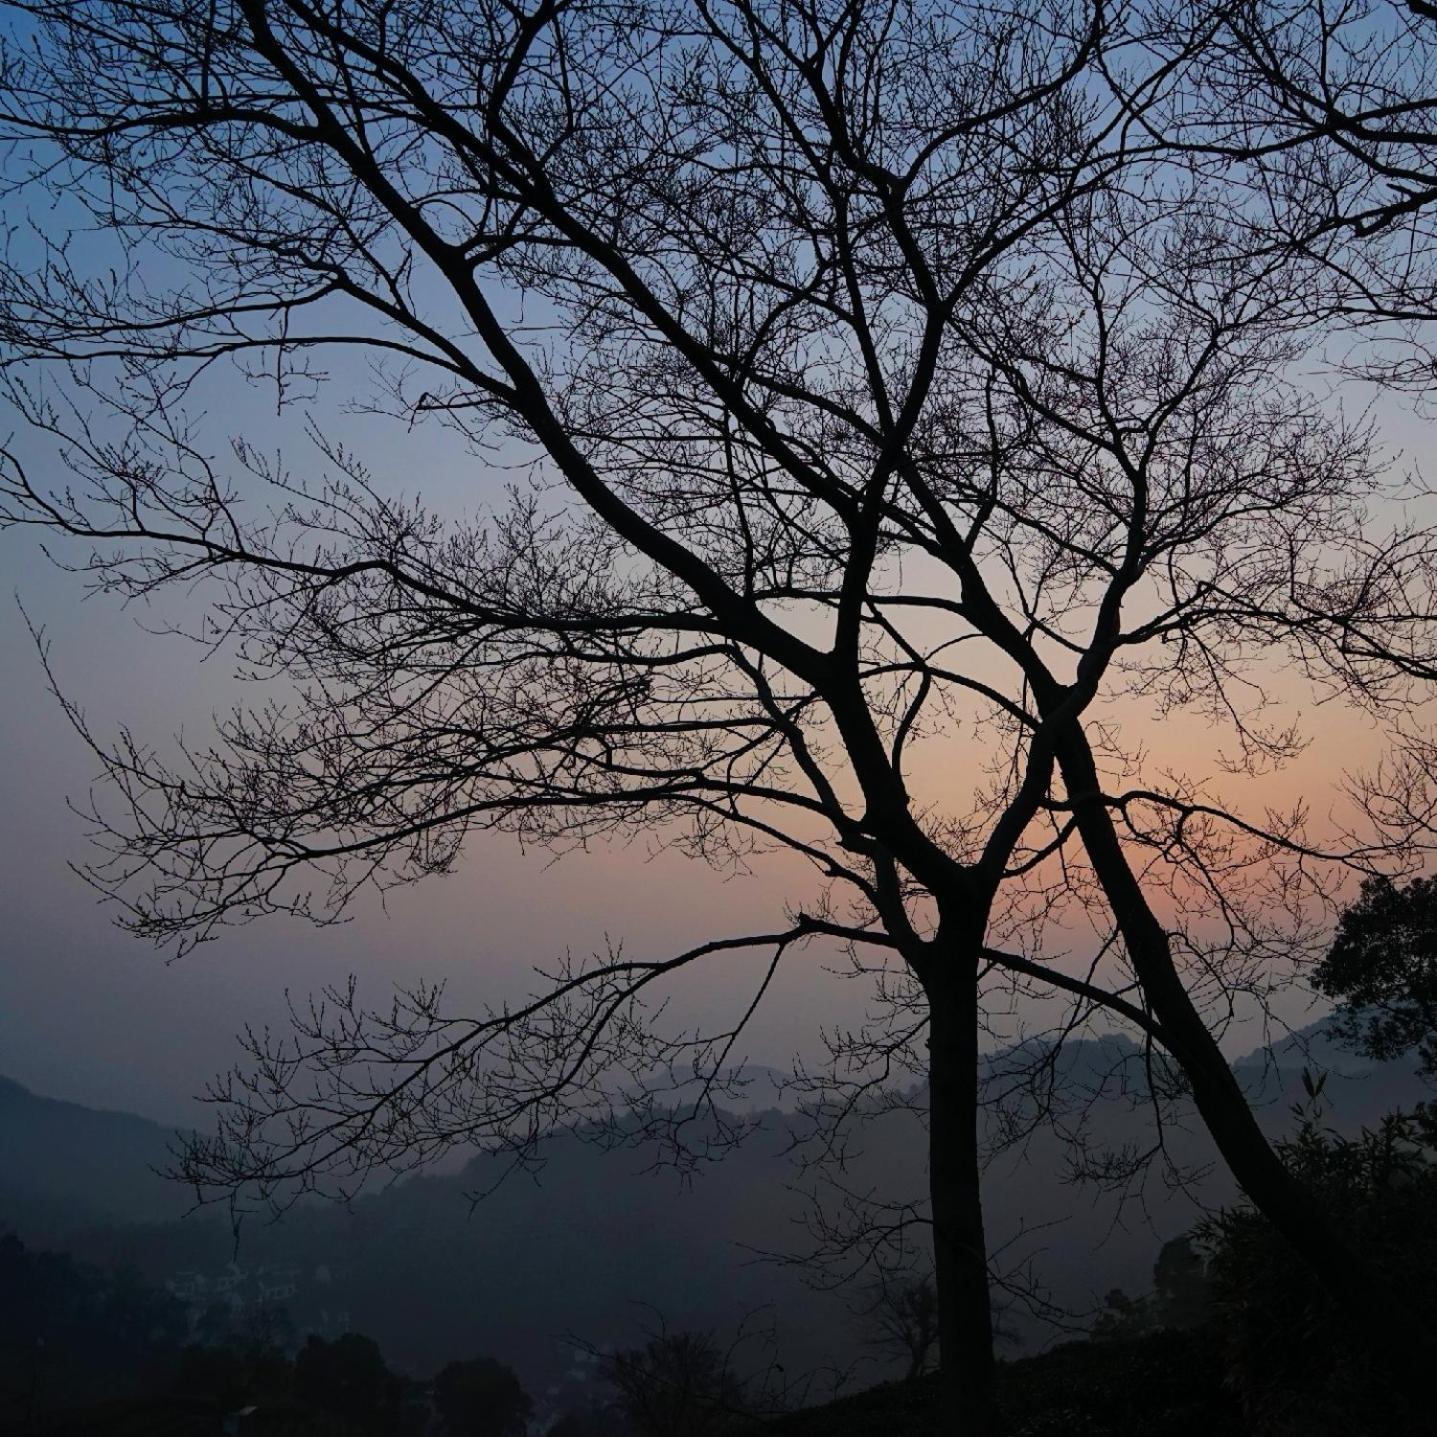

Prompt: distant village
[
  {"left": 165, "top": 1261, "right": 351, "bottom": 1344},
  {"left": 163, "top": 1258, "right": 613, "bottom": 1428}
]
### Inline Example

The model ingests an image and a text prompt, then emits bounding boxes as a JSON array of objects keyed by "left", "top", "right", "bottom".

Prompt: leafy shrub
[{"left": 1199, "top": 1112, "right": 1437, "bottom": 1436}]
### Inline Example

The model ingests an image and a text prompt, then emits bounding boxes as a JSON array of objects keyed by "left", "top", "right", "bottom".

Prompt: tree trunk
[
  {"left": 1055, "top": 724, "right": 1434, "bottom": 1377},
  {"left": 926, "top": 969, "right": 998, "bottom": 1436}
]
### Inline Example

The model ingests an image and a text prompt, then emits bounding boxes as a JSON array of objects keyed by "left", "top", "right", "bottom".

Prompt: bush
[{"left": 1199, "top": 1112, "right": 1437, "bottom": 1436}]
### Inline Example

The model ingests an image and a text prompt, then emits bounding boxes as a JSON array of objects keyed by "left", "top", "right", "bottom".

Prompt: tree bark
[{"left": 926, "top": 966, "right": 998, "bottom": 1436}]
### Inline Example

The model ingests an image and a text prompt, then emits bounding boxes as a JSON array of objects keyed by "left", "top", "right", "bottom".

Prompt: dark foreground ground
[
  {"left": 8, "top": 1330, "right": 1235, "bottom": 1437},
  {"left": 767, "top": 1328, "right": 1237, "bottom": 1437},
  {"left": 21, "top": 1324, "right": 1428, "bottom": 1436}
]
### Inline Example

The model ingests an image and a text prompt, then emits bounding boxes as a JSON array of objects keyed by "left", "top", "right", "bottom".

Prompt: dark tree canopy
[
  {"left": 601, "top": 1330, "right": 753, "bottom": 1437},
  {"left": 1199, "top": 1114, "right": 1437, "bottom": 1437},
  {"left": 1316, "top": 876, "right": 1437, "bottom": 1079},
  {"left": 292, "top": 1332, "right": 412, "bottom": 1436},
  {"left": 0, "top": 1230, "right": 187, "bottom": 1424},
  {"left": 432, "top": 1355, "right": 532, "bottom": 1437}
]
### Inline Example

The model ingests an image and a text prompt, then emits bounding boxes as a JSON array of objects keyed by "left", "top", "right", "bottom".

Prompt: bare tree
[
  {"left": 1138, "top": 0, "right": 1437, "bottom": 383},
  {"left": 1128, "top": 0, "right": 1437, "bottom": 931},
  {"left": 0, "top": 0, "right": 1430, "bottom": 1429},
  {"left": 1158, "top": 1, "right": 1437, "bottom": 221},
  {"left": 858, "top": 1273, "right": 941, "bottom": 1380},
  {"left": 600, "top": 1329, "right": 757, "bottom": 1437}
]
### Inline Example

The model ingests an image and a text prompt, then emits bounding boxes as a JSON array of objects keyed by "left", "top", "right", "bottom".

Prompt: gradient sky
[
  {"left": 0, "top": 355, "right": 1419, "bottom": 1130},
  {"left": 0, "top": 396, "right": 863, "bottom": 1125},
  {"left": 1, "top": 0, "right": 1433, "bottom": 1157}
]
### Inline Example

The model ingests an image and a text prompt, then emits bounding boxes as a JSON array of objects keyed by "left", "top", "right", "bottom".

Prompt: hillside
[
  {"left": 2, "top": 1020, "right": 1429, "bottom": 1407},
  {"left": 763, "top": 1328, "right": 1237, "bottom": 1437},
  {"left": 0, "top": 1075, "right": 192, "bottom": 1238}
]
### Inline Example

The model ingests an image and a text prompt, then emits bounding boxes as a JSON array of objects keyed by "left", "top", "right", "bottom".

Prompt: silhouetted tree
[
  {"left": 858, "top": 1275, "right": 941, "bottom": 1380},
  {"left": 1090, "top": 1285, "right": 1148, "bottom": 1342},
  {"left": 433, "top": 1356, "right": 532, "bottom": 1437},
  {"left": 1190, "top": 0, "right": 1437, "bottom": 270},
  {"left": 293, "top": 1332, "right": 412, "bottom": 1436},
  {"left": 601, "top": 1331, "right": 753, "bottom": 1437},
  {"left": 1200, "top": 1114, "right": 1437, "bottom": 1436},
  {"left": 0, "top": 1230, "right": 186, "bottom": 1425},
  {"left": 1090, "top": 1234, "right": 1211, "bottom": 1340},
  {"left": 1149, "top": 1236, "right": 1210, "bottom": 1333},
  {"left": 171, "top": 1333, "right": 294, "bottom": 1412},
  {"left": 4, "top": 0, "right": 1436, "bottom": 1427},
  {"left": 1315, "top": 875, "right": 1437, "bottom": 1080}
]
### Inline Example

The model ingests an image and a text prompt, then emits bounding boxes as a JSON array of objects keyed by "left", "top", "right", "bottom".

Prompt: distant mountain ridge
[
  {"left": 2, "top": 1018, "right": 1429, "bottom": 1401},
  {"left": 3, "top": 1017, "right": 1427, "bottom": 1249},
  {"left": 0, "top": 1073, "right": 193, "bottom": 1237}
]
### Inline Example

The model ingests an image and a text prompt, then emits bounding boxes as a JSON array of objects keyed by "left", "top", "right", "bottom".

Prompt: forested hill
[
  {"left": 1, "top": 1023, "right": 1428, "bottom": 1398},
  {"left": 0, "top": 1074, "right": 192, "bottom": 1237}
]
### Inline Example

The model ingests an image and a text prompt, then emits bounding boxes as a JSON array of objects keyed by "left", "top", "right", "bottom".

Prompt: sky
[
  {"left": 0, "top": 0, "right": 1431, "bottom": 1172},
  {"left": 0, "top": 448, "right": 862, "bottom": 1127},
  {"left": 0, "top": 247, "right": 1426, "bottom": 1137},
  {"left": 0, "top": 425, "right": 1400, "bottom": 1131}
]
